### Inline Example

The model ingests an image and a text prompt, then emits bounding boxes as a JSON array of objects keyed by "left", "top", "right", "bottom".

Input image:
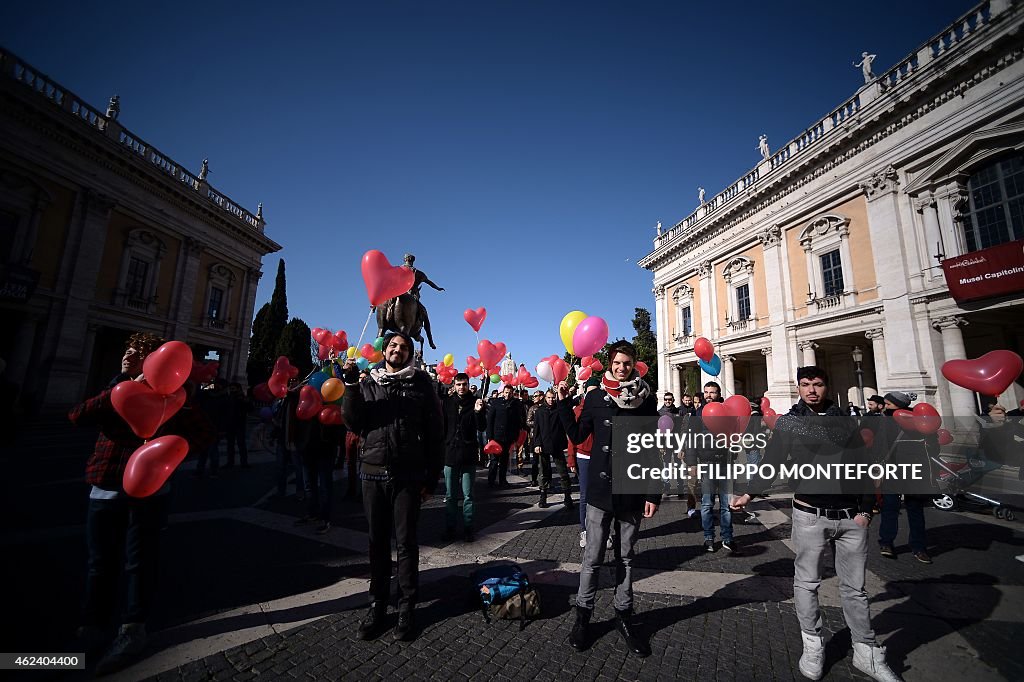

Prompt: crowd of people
[{"left": 64, "top": 329, "right": 1023, "bottom": 679}]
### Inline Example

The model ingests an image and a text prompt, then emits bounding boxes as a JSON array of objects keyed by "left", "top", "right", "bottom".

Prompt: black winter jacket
[
  {"left": 558, "top": 388, "right": 661, "bottom": 513},
  {"left": 342, "top": 369, "right": 444, "bottom": 486},
  {"left": 486, "top": 397, "right": 523, "bottom": 444},
  {"left": 442, "top": 392, "right": 486, "bottom": 467},
  {"left": 533, "top": 403, "right": 567, "bottom": 454}
]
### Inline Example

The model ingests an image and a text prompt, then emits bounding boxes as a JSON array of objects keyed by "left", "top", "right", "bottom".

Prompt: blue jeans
[
  {"left": 577, "top": 457, "right": 590, "bottom": 529},
  {"left": 444, "top": 464, "right": 475, "bottom": 530},
  {"left": 879, "top": 494, "right": 927, "bottom": 552},
  {"left": 701, "top": 476, "right": 733, "bottom": 542},
  {"left": 82, "top": 494, "right": 167, "bottom": 627}
]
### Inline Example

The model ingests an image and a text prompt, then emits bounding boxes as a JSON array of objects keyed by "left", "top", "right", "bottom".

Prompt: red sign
[{"left": 942, "top": 239, "right": 1024, "bottom": 303}]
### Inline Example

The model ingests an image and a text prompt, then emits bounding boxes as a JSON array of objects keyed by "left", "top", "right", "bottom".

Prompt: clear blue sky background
[{"left": 3, "top": 0, "right": 970, "bottom": 376}]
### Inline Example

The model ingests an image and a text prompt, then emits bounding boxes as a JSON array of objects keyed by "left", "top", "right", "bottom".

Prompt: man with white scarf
[{"left": 556, "top": 340, "right": 660, "bottom": 657}]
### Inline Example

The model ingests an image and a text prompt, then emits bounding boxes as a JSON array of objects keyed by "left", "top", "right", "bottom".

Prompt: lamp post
[{"left": 852, "top": 346, "right": 865, "bottom": 410}]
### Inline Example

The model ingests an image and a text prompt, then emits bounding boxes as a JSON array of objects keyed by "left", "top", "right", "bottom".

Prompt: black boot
[
  {"left": 564, "top": 493, "right": 574, "bottom": 509},
  {"left": 393, "top": 609, "right": 415, "bottom": 642},
  {"left": 615, "top": 608, "right": 650, "bottom": 657},
  {"left": 356, "top": 603, "right": 387, "bottom": 640},
  {"left": 570, "top": 606, "right": 592, "bottom": 650},
  {"left": 539, "top": 492, "right": 548, "bottom": 509}
]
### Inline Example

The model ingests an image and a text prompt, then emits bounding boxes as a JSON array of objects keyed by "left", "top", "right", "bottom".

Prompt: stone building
[
  {"left": 0, "top": 47, "right": 281, "bottom": 414},
  {"left": 640, "top": 0, "right": 1024, "bottom": 420}
]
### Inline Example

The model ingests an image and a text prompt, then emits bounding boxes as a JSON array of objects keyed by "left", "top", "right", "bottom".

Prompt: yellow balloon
[
  {"left": 443, "top": 353, "right": 454, "bottom": 367},
  {"left": 560, "top": 310, "right": 588, "bottom": 356},
  {"left": 321, "top": 378, "right": 345, "bottom": 402},
  {"left": 346, "top": 346, "right": 357, "bottom": 359}
]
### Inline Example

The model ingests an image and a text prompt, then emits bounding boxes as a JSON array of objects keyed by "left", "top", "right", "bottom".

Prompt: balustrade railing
[
  {"left": 1, "top": 46, "right": 264, "bottom": 233},
  {"left": 656, "top": 0, "right": 1001, "bottom": 248}
]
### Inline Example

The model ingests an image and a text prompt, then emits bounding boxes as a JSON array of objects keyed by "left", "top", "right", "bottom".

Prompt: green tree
[
  {"left": 275, "top": 317, "right": 314, "bottom": 377},
  {"left": 631, "top": 307, "right": 658, "bottom": 390},
  {"left": 247, "top": 258, "right": 290, "bottom": 385}
]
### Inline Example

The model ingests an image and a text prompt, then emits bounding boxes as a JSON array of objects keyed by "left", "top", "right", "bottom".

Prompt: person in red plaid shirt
[{"left": 68, "top": 332, "right": 215, "bottom": 674}]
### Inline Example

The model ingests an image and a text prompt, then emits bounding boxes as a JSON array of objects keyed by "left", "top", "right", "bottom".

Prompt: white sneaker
[
  {"left": 579, "top": 530, "right": 587, "bottom": 548},
  {"left": 852, "top": 642, "right": 902, "bottom": 681},
  {"left": 798, "top": 631, "right": 824, "bottom": 680}
]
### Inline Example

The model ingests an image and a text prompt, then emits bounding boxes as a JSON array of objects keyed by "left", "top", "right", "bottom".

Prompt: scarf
[
  {"left": 370, "top": 365, "right": 417, "bottom": 385},
  {"left": 601, "top": 371, "right": 651, "bottom": 409}
]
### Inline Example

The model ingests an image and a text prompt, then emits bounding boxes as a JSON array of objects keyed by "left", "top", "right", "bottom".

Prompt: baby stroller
[{"left": 930, "top": 454, "right": 1014, "bottom": 520}]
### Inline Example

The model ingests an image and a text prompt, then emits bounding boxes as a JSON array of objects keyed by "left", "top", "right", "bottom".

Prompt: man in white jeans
[{"left": 731, "top": 366, "right": 900, "bottom": 682}]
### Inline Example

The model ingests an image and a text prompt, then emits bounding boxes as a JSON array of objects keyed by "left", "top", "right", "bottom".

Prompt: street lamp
[{"left": 851, "top": 346, "right": 865, "bottom": 409}]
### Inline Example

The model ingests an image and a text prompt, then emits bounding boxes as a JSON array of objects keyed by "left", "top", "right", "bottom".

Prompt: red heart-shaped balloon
[
  {"left": 477, "top": 340, "right": 502, "bottom": 370},
  {"left": 762, "top": 408, "right": 778, "bottom": 430},
  {"left": 577, "top": 367, "right": 593, "bottom": 382},
  {"left": 123, "top": 435, "right": 189, "bottom": 498},
  {"left": 142, "top": 341, "right": 194, "bottom": 396},
  {"left": 464, "top": 307, "right": 487, "bottom": 332},
  {"left": 760, "top": 397, "right": 771, "bottom": 413},
  {"left": 701, "top": 401, "right": 733, "bottom": 437},
  {"left": 319, "top": 405, "right": 344, "bottom": 425},
  {"left": 694, "top": 337, "right": 714, "bottom": 363},
  {"left": 635, "top": 361, "right": 649, "bottom": 378},
  {"left": 860, "top": 428, "right": 875, "bottom": 448},
  {"left": 941, "top": 350, "right": 1023, "bottom": 397},
  {"left": 273, "top": 356, "right": 299, "bottom": 378},
  {"left": 361, "top": 250, "right": 415, "bottom": 306},
  {"left": 267, "top": 373, "right": 289, "bottom": 399},
  {"left": 312, "top": 328, "right": 331, "bottom": 345},
  {"left": 912, "top": 403, "right": 942, "bottom": 434},
  {"left": 111, "top": 381, "right": 186, "bottom": 439},
  {"left": 893, "top": 409, "right": 917, "bottom": 431},
  {"left": 484, "top": 440, "right": 503, "bottom": 455},
  {"left": 296, "top": 385, "right": 323, "bottom": 421},
  {"left": 550, "top": 358, "right": 569, "bottom": 385},
  {"left": 523, "top": 377, "right": 539, "bottom": 388},
  {"left": 937, "top": 428, "right": 953, "bottom": 446},
  {"left": 724, "top": 395, "right": 752, "bottom": 435}
]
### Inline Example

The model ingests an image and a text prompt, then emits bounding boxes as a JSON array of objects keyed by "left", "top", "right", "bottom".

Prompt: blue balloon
[
  {"left": 698, "top": 353, "right": 722, "bottom": 377},
  {"left": 355, "top": 357, "right": 370, "bottom": 371},
  {"left": 308, "top": 372, "right": 329, "bottom": 391}
]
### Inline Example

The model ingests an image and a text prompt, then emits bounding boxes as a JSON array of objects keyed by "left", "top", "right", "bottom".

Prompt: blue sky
[{"left": 3, "top": 0, "right": 971, "bottom": 375}]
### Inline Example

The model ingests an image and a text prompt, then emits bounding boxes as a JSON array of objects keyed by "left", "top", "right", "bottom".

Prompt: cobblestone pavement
[{"left": 5, "top": 434, "right": 1023, "bottom": 681}]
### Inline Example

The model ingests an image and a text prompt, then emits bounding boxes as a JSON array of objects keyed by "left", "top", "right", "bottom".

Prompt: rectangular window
[
  {"left": 126, "top": 257, "right": 149, "bottom": 299},
  {"left": 208, "top": 286, "right": 224, "bottom": 320},
  {"left": 736, "top": 284, "right": 751, "bottom": 320},
  {"left": 820, "top": 250, "right": 845, "bottom": 296},
  {"left": 681, "top": 306, "right": 692, "bottom": 335}
]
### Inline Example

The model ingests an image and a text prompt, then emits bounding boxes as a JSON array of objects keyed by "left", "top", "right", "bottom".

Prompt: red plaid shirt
[{"left": 68, "top": 386, "right": 217, "bottom": 490}]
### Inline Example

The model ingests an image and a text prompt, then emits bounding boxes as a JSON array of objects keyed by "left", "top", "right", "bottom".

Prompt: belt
[{"left": 792, "top": 502, "right": 855, "bottom": 520}]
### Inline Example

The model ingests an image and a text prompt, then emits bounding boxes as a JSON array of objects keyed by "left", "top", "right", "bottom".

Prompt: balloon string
[{"left": 355, "top": 308, "right": 374, "bottom": 350}]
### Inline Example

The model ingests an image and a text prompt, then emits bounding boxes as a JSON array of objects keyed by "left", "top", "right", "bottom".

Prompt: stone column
[
  {"left": 758, "top": 224, "right": 793, "bottom": 405},
  {"left": 697, "top": 260, "right": 714, "bottom": 385},
  {"left": 865, "top": 328, "right": 889, "bottom": 394},
  {"left": 235, "top": 266, "right": 262, "bottom": 382},
  {"left": 44, "top": 189, "right": 115, "bottom": 405},
  {"left": 860, "top": 165, "right": 928, "bottom": 391},
  {"left": 914, "top": 193, "right": 944, "bottom": 281},
  {"left": 720, "top": 354, "right": 736, "bottom": 396},
  {"left": 799, "top": 340, "right": 819, "bottom": 366},
  {"left": 171, "top": 237, "right": 204, "bottom": 339},
  {"left": 931, "top": 316, "right": 976, "bottom": 423},
  {"left": 653, "top": 284, "right": 667, "bottom": 394},
  {"left": 760, "top": 347, "right": 773, "bottom": 398}
]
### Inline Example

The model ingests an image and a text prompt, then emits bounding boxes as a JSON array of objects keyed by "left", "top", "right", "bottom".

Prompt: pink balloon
[
  {"left": 123, "top": 435, "right": 189, "bottom": 498},
  {"left": 464, "top": 307, "right": 487, "bottom": 332},
  {"left": 571, "top": 316, "right": 609, "bottom": 358},
  {"left": 361, "top": 250, "right": 415, "bottom": 306},
  {"left": 142, "top": 341, "right": 193, "bottom": 395}
]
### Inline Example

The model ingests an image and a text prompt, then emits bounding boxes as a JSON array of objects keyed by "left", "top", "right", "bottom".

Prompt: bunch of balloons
[
  {"left": 701, "top": 395, "right": 753, "bottom": 438},
  {"left": 560, "top": 311, "right": 609, "bottom": 357},
  {"left": 694, "top": 337, "right": 722, "bottom": 377},
  {"left": 536, "top": 354, "right": 569, "bottom": 385},
  {"left": 576, "top": 356, "right": 603, "bottom": 382},
  {"left": 311, "top": 327, "right": 348, "bottom": 362},
  {"left": 361, "top": 250, "right": 414, "bottom": 306},
  {"left": 436, "top": 354, "right": 458, "bottom": 384},
  {"left": 264, "top": 356, "right": 300, "bottom": 399},
  {"left": 188, "top": 360, "right": 219, "bottom": 385},
  {"left": 500, "top": 365, "right": 540, "bottom": 388},
  {"left": 114, "top": 340, "right": 194, "bottom": 497},
  {"left": 345, "top": 336, "right": 385, "bottom": 371}
]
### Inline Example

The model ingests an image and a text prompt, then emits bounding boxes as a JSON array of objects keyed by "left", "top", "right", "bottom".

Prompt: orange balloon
[{"left": 321, "top": 378, "right": 345, "bottom": 402}]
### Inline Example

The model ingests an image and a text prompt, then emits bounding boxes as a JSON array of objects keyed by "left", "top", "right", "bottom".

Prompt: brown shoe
[{"left": 914, "top": 551, "right": 932, "bottom": 564}]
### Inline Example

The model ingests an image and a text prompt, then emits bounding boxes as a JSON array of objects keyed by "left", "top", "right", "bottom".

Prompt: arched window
[{"left": 964, "top": 153, "right": 1024, "bottom": 252}]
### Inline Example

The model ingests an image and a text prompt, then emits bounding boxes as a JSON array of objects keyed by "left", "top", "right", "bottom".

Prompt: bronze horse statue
[{"left": 376, "top": 293, "right": 437, "bottom": 353}]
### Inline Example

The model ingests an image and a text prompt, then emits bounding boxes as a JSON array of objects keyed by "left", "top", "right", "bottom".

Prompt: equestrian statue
[{"left": 375, "top": 253, "right": 443, "bottom": 356}]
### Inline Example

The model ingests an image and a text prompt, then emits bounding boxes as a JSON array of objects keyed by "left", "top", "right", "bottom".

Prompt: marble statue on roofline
[
  {"left": 698, "top": 187, "right": 705, "bottom": 205},
  {"left": 198, "top": 159, "right": 209, "bottom": 181},
  {"left": 854, "top": 52, "right": 877, "bottom": 83},
  {"left": 105, "top": 95, "right": 120, "bottom": 120},
  {"left": 656, "top": 220, "right": 662, "bottom": 236},
  {"left": 758, "top": 134, "right": 770, "bottom": 160}
]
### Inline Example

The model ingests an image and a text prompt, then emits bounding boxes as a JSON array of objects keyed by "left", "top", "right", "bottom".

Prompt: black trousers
[
  {"left": 487, "top": 441, "right": 511, "bottom": 485},
  {"left": 362, "top": 479, "right": 422, "bottom": 610},
  {"left": 539, "top": 450, "right": 571, "bottom": 494}
]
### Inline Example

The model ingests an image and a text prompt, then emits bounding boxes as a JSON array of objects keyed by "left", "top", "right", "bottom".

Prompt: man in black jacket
[
  {"left": 557, "top": 341, "right": 660, "bottom": 657},
  {"left": 730, "top": 367, "right": 899, "bottom": 682},
  {"left": 342, "top": 331, "right": 443, "bottom": 642},
  {"left": 534, "top": 389, "right": 572, "bottom": 509},
  {"left": 486, "top": 384, "right": 522, "bottom": 488},
  {"left": 442, "top": 373, "right": 486, "bottom": 542}
]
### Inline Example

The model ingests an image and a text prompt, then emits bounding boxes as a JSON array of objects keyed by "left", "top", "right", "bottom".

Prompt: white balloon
[{"left": 536, "top": 360, "right": 554, "bottom": 383}]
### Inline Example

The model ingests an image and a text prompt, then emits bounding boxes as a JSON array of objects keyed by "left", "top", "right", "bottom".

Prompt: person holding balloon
[
  {"left": 556, "top": 340, "right": 660, "bottom": 658},
  {"left": 341, "top": 330, "right": 444, "bottom": 642},
  {"left": 534, "top": 389, "right": 573, "bottom": 509},
  {"left": 68, "top": 333, "right": 216, "bottom": 674},
  {"left": 485, "top": 384, "right": 523, "bottom": 489}
]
